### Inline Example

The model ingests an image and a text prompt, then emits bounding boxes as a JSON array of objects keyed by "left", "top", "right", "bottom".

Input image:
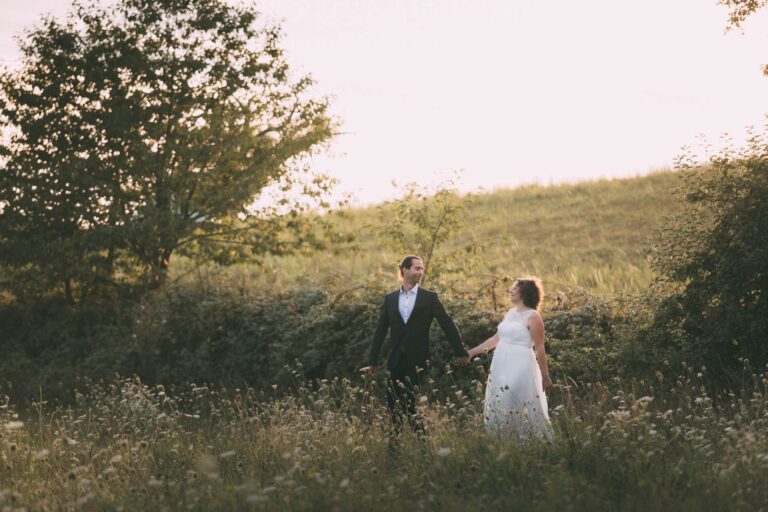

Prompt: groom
[{"left": 367, "top": 255, "right": 470, "bottom": 437}]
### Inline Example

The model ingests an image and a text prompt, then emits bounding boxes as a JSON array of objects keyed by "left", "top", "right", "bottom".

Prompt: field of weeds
[{"left": 1, "top": 361, "right": 767, "bottom": 511}]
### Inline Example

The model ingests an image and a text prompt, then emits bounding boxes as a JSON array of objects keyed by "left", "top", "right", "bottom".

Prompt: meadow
[
  {"left": 178, "top": 169, "right": 683, "bottom": 296},
  {"left": 1, "top": 362, "right": 767, "bottom": 511},
  {"left": 4, "top": 169, "right": 767, "bottom": 511}
]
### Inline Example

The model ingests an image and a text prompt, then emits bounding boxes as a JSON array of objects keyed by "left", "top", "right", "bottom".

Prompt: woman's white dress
[{"left": 484, "top": 308, "right": 553, "bottom": 442}]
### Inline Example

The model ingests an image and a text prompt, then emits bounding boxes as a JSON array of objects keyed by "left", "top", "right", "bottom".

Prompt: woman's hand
[{"left": 542, "top": 374, "right": 553, "bottom": 392}]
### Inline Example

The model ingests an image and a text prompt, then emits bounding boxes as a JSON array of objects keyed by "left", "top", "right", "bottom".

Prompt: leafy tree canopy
[{"left": 0, "top": 0, "right": 338, "bottom": 304}]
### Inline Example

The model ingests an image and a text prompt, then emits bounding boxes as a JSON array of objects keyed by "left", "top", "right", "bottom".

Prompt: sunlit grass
[
  {"left": 170, "top": 170, "right": 682, "bottom": 296},
  {"left": 2, "top": 358, "right": 767, "bottom": 511}
]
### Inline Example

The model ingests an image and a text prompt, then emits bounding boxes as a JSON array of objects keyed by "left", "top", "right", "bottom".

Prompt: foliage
[
  {"left": 1, "top": 368, "right": 768, "bottom": 510},
  {"left": 0, "top": 0, "right": 337, "bottom": 304},
  {"left": 541, "top": 290, "right": 646, "bottom": 384},
  {"left": 649, "top": 128, "right": 768, "bottom": 379},
  {"left": 241, "top": 171, "right": 682, "bottom": 296},
  {"left": 371, "top": 174, "right": 503, "bottom": 289},
  {"left": 0, "top": 171, "right": 689, "bottom": 402},
  {"left": 719, "top": 0, "right": 768, "bottom": 29},
  {"left": 0, "top": 267, "right": 661, "bottom": 406}
]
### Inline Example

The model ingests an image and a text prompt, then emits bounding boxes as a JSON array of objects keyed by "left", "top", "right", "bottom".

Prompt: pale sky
[{"left": 2, "top": 0, "right": 768, "bottom": 204}]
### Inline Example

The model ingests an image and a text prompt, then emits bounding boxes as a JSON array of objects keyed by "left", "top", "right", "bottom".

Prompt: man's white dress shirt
[{"left": 398, "top": 283, "right": 419, "bottom": 324}]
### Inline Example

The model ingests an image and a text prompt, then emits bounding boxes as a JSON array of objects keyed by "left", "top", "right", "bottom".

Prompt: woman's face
[{"left": 509, "top": 284, "right": 521, "bottom": 305}]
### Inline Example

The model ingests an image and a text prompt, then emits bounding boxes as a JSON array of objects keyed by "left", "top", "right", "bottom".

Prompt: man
[{"left": 368, "top": 255, "right": 470, "bottom": 438}]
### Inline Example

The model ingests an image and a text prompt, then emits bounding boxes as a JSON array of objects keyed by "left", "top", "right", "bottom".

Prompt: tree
[
  {"left": 373, "top": 174, "right": 502, "bottom": 298},
  {"left": 639, "top": 0, "right": 768, "bottom": 379},
  {"left": 0, "top": 0, "right": 337, "bottom": 304},
  {"left": 651, "top": 128, "right": 768, "bottom": 377},
  {"left": 719, "top": 0, "right": 768, "bottom": 29}
]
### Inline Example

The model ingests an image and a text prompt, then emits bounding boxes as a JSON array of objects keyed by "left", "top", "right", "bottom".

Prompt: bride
[{"left": 468, "top": 276, "right": 554, "bottom": 442}]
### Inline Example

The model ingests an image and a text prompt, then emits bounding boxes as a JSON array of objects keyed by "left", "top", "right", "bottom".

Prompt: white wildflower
[
  {"left": 3, "top": 421, "right": 24, "bottom": 432},
  {"left": 246, "top": 494, "right": 268, "bottom": 504}
]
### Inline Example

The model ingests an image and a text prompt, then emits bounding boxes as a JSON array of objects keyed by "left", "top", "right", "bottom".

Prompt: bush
[
  {"left": 649, "top": 134, "right": 768, "bottom": 380},
  {"left": 1, "top": 273, "right": 653, "bottom": 403}
]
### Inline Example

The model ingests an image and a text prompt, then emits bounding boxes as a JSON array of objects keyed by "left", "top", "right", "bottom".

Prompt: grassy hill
[
  {"left": 8, "top": 170, "right": 768, "bottom": 511},
  {"left": 175, "top": 169, "right": 684, "bottom": 296}
]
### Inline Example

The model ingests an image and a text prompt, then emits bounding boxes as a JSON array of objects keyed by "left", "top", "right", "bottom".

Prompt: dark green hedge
[{"left": 0, "top": 276, "right": 652, "bottom": 404}]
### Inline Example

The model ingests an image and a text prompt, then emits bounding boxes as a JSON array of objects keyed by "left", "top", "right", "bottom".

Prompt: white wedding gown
[{"left": 484, "top": 308, "right": 553, "bottom": 442}]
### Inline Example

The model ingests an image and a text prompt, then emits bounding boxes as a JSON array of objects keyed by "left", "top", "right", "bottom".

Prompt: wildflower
[
  {"left": 436, "top": 447, "right": 451, "bottom": 457},
  {"left": 196, "top": 454, "right": 218, "bottom": 478},
  {"left": 247, "top": 494, "right": 268, "bottom": 504},
  {"left": 3, "top": 421, "right": 24, "bottom": 432},
  {"left": 110, "top": 455, "right": 123, "bottom": 465},
  {"left": 148, "top": 476, "right": 163, "bottom": 488},
  {"left": 219, "top": 450, "right": 236, "bottom": 459},
  {"left": 339, "top": 478, "right": 350, "bottom": 488},
  {"left": 35, "top": 449, "right": 49, "bottom": 460}
]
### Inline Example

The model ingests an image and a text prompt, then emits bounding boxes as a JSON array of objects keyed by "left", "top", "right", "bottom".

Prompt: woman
[{"left": 468, "top": 277, "right": 554, "bottom": 442}]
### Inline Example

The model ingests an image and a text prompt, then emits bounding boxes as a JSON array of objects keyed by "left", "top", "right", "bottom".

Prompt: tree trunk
[
  {"left": 148, "top": 248, "right": 173, "bottom": 289},
  {"left": 64, "top": 278, "right": 74, "bottom": 306}
]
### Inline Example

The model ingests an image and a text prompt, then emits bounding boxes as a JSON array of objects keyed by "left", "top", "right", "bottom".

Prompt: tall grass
[
  {"left": 169, "top": 170, "right": 683, "bottom": 296},
  {"left": 2, "top": 359, "right": 767, "bottom": 511}
]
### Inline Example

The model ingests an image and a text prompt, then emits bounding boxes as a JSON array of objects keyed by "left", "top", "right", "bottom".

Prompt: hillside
[{"left": 174, "top": 170, "right": 684, "bottom": 295}]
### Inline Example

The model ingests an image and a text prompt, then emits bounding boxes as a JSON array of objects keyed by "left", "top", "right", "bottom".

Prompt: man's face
[{"left": 402, "top": 259, "right": 424, "bottom": 285}]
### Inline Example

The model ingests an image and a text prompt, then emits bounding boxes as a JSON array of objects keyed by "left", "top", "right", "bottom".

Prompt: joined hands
[{"left": 455, "top": 355, "right": 471, "bottom": 366}]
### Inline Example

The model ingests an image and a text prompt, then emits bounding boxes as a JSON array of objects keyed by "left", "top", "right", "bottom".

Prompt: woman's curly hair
[{"left": 514, "top": 276, "right": 544, "bottom": 310}]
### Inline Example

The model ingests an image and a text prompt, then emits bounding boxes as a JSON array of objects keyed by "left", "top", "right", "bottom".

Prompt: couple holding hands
[{"left": 367, "top": 255, "right": 553, "bottom": 443}]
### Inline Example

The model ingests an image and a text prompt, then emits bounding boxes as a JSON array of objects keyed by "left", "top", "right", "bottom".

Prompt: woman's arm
[
  {"left": 529, "top": 312, "right": 553, "bottom": 391},
  {"left": 467, "top": 333, "right": 500, "bottom": 359}
]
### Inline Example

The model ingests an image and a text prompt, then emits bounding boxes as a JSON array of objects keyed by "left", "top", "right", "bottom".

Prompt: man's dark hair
[{"left": 399, "top": 255, "right": 423, "bottom": 276}]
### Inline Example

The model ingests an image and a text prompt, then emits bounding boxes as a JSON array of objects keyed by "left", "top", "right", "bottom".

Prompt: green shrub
[{"left": 649, "top": 135, "right": 768, "bottom": 381}]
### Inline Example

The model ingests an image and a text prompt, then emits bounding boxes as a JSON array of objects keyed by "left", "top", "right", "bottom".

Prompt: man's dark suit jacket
[{"left": 368, "top": 287, "right": 468, "bottom": 374}]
